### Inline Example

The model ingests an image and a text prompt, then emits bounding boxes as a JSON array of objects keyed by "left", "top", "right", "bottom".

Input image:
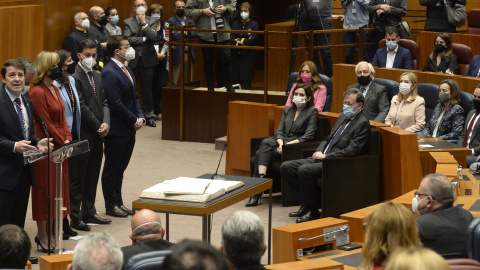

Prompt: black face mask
[
  {"left": 474, "top": 99, "right": 480, "bottom": 112},
  {"left": 434, "top": 44, "right": 446, "bottom": 54},
  {"left": 47, "top": 66, "right": 63, "bottom": 80},
  {"left": 357, "top": 75, "right": 372, "bottom": 86},
  {"left": 99, "top": 16, "right": 109, "bottom": 26},
  {"left": 176, "top": 9, "right": 185, "bottom": 17},
  {"left": 66, "top": 62, "right": 76, "bottom": 75}
]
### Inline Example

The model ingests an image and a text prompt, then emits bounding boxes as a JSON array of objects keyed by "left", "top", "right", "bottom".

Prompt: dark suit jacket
[
  {"left": 121, "top": 239, "right": 173, "bottom": 269},
  {"left": 167, "top": 15, "right": 197, "bottom": 65},
  {"left": 0, "top": 85, "right": 39, "bottom": 190},
  {"left": 72, "top": 64, "right": 110, "bottom": 140},
  {"left": 371, "top": 45, "right": 413, "bottom": 70},
  {"left": 423, "top": 54, "right": 459, "bottom": 75},
  {"left": 458, "top": 109, "right": 480, "bottom": 154},
  {"left": 466, "top": 55, "right": 480, "bottom": 77},
  {"left": 101, "top": 60, "right": 144, "bottom": 137},
  {"left": 123, "top": 16, "right": 159, "bottom": 69},
  {"left": 316, "top": 110, "right": 371, "bottom": 158},
  {"left": 275, "top": 106, "right": 318, "bottom": 143},
  {"left": 416, "top": 205, "right": 473, "bottom": 259},
  {"left": 348, "top": 81, "right": 390, "bottom": 123}
]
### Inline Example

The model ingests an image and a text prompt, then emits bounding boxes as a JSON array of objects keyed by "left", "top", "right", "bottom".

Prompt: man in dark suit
[
  {"left": 280, "top": 88, "right": 371, "bottom": 223},
  {"left": 347, "top": 61, "right": 390, "bottom": 123},
  {"left": 371, "top": 28, "right": 413, "bottom": 70},
  {"left": 414, "top": 173, "right": 473, "bottom": 259},
  {"left": 121, "top": 209, "right": 172, "bottom": 267},
  {"left": 466, "top": 55, "right": 480, "bottom": 77},
  {"left": 102, "top": 35, "right": 145, "bottom": 218},
  {"left": 458, "top": 85, "right": 480, "bottom": 166},
  {"left": 124, "top": 0, "right": 158, "bottom": 127},
  {"left": 0, "top": 59, "right": 51, "bottom": 228},
  {"left": 71, "top": 39, "right": 111, "bottom": 231}
]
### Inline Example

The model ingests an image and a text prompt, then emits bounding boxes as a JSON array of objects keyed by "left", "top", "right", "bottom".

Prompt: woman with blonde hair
[
  {"left": 30, "top": 51, "right": 72, "bottom": 252},
  {"left": 385, "top": 247, "right": 450, "bottom": 270},
  {"left": 385, "top": 72, "right": 426, "bottom": 132},
  {"left": 361, "top": 201, "right": 422, "bottom": 270},
  {"left": 286, "top": 61, "right": 327, "bottom": 111}
]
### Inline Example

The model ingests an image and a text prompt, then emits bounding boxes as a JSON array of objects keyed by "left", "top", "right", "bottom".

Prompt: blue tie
[
  {"left": 324, "top": 118, "right": 352, "bottom": 154},
  {"left": 13, "top": 98, "right": 27, "bottom": 140}
]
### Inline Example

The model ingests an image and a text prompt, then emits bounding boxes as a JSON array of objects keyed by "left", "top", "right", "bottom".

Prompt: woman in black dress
[{"left": 423, "top": 32, "right": 458, "bottom": 75}]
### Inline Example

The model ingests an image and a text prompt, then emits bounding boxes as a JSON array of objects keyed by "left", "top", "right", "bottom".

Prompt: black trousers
[
  {"left": 153, "top": 59, "right": 168, "bottom": 115},
  {"left": 70, "top": 135, "right": 103, "bottom": 222},
  {"left": 0, "top": 165, "right": 31, "bottom": 228},
  {"left": 102, "top": 134, "right": 135, "bottom": 210},
  {"left": 280, "top": 157, "right": 323, "bottom": 206},
  {"left": 254, "top": 137, "right": 281, "bottom": 177},
  {"left": 300, "top": 17, "right": 333, "bottom": 78},
  {"left": 199, "top": 36, "right": 233, "bottom": 90},
  {"left": 132, "top": 59, "right": 155, "bottom": 120}
]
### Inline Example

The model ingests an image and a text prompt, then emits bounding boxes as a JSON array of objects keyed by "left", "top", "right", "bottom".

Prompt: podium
[{"left": 25, "top": 140, "right": 89, "bottom": 254}]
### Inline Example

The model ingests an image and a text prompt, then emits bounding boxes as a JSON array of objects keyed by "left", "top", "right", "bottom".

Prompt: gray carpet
[{"left": 26, "top": 122, "right": 295, "bottom": 268}]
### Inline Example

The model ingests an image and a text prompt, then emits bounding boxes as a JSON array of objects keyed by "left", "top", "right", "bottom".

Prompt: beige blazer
[{"left": 385, "top": 95, "right": 426, "bottom": 132}]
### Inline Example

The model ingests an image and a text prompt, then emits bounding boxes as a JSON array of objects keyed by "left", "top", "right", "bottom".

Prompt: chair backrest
[
  {"left": 461, "top": 91, "right": 474, "bottom": 117},
  {"left": 286, "top": 72, "right": 333, "bottom": 112},
  {"left": 378, "top": 39, "right": 419, "bottom": 70},
  {"left": 124, "top": 250, "right": 172, "bottom": 270},
  {"left": 418, "top": 83, "right": 440, "bottom": 123},
  {"left": 466, "top": 218, "right": 480, "bottom": 261},
  {"left": 447, "top": 258, "right": 480, "bottom": 270},
  {"left": 374, "top": 78, "right": 399, "bottom": 104},
  {"left": 468, "top": 9, "right": 480, "bottom": 35},
  {"left": 452, "top": 43, "right": 473, "bottom": 76},
  {"left": 315, "top": 116, "right": 330, "bottom": 142}
]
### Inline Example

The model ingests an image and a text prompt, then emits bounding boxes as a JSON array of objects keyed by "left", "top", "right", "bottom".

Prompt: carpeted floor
[{"left": 25, "top": 122, "right": 297, "bottom": 268}]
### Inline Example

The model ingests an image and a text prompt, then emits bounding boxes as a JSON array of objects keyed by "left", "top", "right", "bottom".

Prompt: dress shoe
[
  {"left": 296, "top": 209, "right": 321, "bottom": 223},
  {"left": 146, "top": 119, "right": 156, "bottom": 127},
  {"left": 289, "top": 205, "right": 309, "bottom": 217},
  {"left": 106, "top": 206, "right": 128, "bottom": 218},
  {"left": 245, "top": 193, "right": 262, "bottom": 207},
  {"left": 63, "top": 217, "right": 78, "bottom": 236},
  {"left": 70, "top": 220, "right": 91, "bottom": 231},
  {"left": 28, "top": 257, "right": 39, "bottom": 264},
  {"left": 34, "top": 236, "right": 54, "bottom": 253},
  {"left": 120, "top": 205, "right": 134, "bottom": 215},
  {"left": 84, "top": 214, "right": 112, "bottom": 224}
]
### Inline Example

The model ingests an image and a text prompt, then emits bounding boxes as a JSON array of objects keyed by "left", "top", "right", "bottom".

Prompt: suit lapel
[
  {"left": 290, "top": 107, "right": 308, "bottom": 132},
  {"left": 78, "top": 66, "right": 99, "bottom": 105},
  {"left": 472, "top": 111, "right": 480, "bottom": 139},
  {"left": 381, "top": 48, "right": 388, "bottom": 66},
  {"left": 59, "top": 86, "right": 73, "bottom": 112},
  {"left": 364, "top": 82, "right": 375, "bottom": 104},
  {"left": 112, "top": 63, "right": 135, "bottom": 93},
  {"left": 1, "top": 86, "right": 25, "bottom": 138}
]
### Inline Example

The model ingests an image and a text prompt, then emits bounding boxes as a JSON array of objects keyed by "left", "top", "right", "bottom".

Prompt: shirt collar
[
  {"left": 111, "top": 58, "right": 125, "bottom": 68},
  {"left": 4, "top": 86, "right": 21, "bottom": 102},
  {"left": 242, "top": 18, "right": 251, "bottom": 23},
  {"left": 78, "top": 60, "right": 92, "bottom": 73}
]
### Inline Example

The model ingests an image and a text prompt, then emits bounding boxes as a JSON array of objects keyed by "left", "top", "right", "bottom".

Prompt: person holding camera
[
  {"left": 420, "top": 0, "right": 466, "bottom": 33},
  {"left": 368, "top": 0, "right": 407, "bottom": 49},
  {"left": 185, "top": 0, "right": 236, "bottom": 92},
  {"left": 341, "top": 0, "right": 371, "bottom": 64}
]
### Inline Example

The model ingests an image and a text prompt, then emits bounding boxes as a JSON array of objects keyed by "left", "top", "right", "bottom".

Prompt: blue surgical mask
[
  {"left": 151, "top": 14, "right": 161, "bottom": 21},
  {"left": 343, "top": 104, "right": 356, "bottom": 117},
  {"left": 386, "top": 41, "right": 397, "bottom": 50},
  {"left": 110, "top": 15, "right": 119, "bottom": 25}
]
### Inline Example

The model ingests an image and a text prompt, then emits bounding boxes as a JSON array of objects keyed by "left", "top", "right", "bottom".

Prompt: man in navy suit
[
  {"left": 101, "top": 35, "right": 145, "bottom": 218},
  {"left": 371, "top": 28, "right": 413, "bottom": 70},
  {"left": 0, "top": 59, "right": 51, "bottom": 228},
  {"left": 466, "top": 55, "right": 480, "bottom": 77}
]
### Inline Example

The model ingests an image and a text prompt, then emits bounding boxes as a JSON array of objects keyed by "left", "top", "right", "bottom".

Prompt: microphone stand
[
  {"left": 211, "top": 143, "right": 227, "bottom": 180},
  {"left": 37, "top": 114, "right": 51, "bottom": 255}
]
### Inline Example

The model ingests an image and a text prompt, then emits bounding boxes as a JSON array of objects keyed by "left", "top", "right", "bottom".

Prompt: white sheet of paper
[{"left": 419, "top": 144, "right": 434, "bottom": 148}]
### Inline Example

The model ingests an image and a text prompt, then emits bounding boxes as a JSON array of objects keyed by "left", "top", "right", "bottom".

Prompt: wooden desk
[
  {"left": 418, "top": 138, "right": 470, "bottom": 176},
  {"left": 39, "top": 254, "right": 73, "bottom": 270},
  {"left": 265, "top": 257, "right": 344, "bottom": 270}
]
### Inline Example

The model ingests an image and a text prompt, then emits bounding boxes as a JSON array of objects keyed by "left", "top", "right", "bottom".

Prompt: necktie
[
  {"left": 87, "top": 71, "right": 97, "bottom": 96},
  {"left": 464, "top": 112, "right": 479, "bottom": 147},
  {"left": 122, "top": 66, "right": 134, "bottom": 85},
  {"left": 13, "top": 98, "right": 27, "bottom": 140},
  {"left": 324, "top": 118, "right": 352, "bottom": 154},
  {"left": 361, "top": 87, "right": 366, "bottom": 96}
]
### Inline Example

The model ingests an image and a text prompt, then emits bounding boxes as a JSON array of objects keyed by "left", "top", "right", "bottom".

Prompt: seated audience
[
  {"left": 423, "top": 32, "right": 458, "bottom": 74},
  {"left": 467, "top": 54, "right": 480, "bottom": 77},
  {"left": 67, "top": 232, "right": 123, "bottom": 270},
  {"left": 220, "top": 211, "right": 267, "bottom": 270},
  {"left": 0, "top": 224, "right": 31, "bottom": 269},
  {"left": 414, "top": 173, "right": 473, "bottom": 259},
  {"left": 162, "top": 239, "right": 229, "bottom": 270},
  {"left": 422, "top": 79, "right": 464, "bottom": 140},
  {"left": 371, "top": 28, "right": 413, "bottom": 70},
  {"left": 385, "top": 72, "right": 425, "bottom": 132},
  {"left": 121, "top": 209, "right": 172, "bottom": 266},
  {"left": 347, "top": 61, "right": 389, "bottom": 123},
  {"left": 458, "top": 84, "right": 480, "bottom": 166},
  {"left": 247, "top": 83, "right": 318, "bottom": 207},
  {"left": 281, "top": 88, "right": 370, "bottom": 223},
  {"left": 361, "top": 201, "right": 422, "bottom": 270},
  {"left": 385, "top": 247, "right": 450, "bottom": 270},
  {"left": 286, "top": 61, "right": 327, "bottom": 112}
]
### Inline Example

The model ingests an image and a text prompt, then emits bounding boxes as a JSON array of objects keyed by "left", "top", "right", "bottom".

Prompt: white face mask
[
  {"left": 292, "top": 96, "right": 306, "bottom": 107},
  {"left": 136, "top": 6, "right": 147, "bottom": 15},
  {"left": 21, "top": 85, "right": 30, "bottom": 95},
  {"left": 81, "top": 19, "right": 90, "bottom": 29},
  {"left": 241, "top": 12, "right": 249, "bottom": 21},
  {"left": 411, "top": 196, "right": 427, "bottom": 213},
  {"left": 121, "top": 47, "right": 136, "bottom": 61},
  {"left": 80, "top": 56, "right": 96, "bottom": 70},
  {"left": 399, "top": 82, "right": 412, "bottom": 95}
]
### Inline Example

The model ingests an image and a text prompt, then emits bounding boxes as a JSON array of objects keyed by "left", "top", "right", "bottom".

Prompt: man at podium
[{"left": 281, "top": 88, "right": 370, "bottom": 223}]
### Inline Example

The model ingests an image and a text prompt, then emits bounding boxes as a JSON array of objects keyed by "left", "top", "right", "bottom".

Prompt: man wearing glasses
[{"left": 413, "top": 173, "right": 473, "bottom": 259}]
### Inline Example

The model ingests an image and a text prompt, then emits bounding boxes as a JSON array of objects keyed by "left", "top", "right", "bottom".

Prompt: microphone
[
  {"left": 37, "top": 113, "right": 49, "bottom": 138},
  {"left": 211, "top": 143, "right": 227, "bottom": 180}
]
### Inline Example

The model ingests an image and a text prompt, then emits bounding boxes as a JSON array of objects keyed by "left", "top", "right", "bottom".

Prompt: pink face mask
[{"left": 300, "top": 73, "right": 312, "bottom": 83}]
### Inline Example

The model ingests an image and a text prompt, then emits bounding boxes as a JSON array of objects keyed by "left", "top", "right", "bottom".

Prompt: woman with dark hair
[
  {"left": 105, "top": 7, "right": 122, "bottom": 36},
  {"left": 422, "top": 79, "right": 465, "bottom": 141},
  {"left": 286, "top": 61, "right": 327, "bottom": 112},
  {"left": 423, "top": 32, "right": 458, "bottom": 74},
  {"left": 246, "top": 83, "right": 318, "bottom": 207},
  {"left": 230, "top": 2, "right": 259, "bottom": 90},
  {"left": 147, "top": 3, "right": 169, "bottom": 121}
]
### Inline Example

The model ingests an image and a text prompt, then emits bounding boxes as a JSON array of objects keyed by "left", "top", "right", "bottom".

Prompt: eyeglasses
[{"left": 414, "top": 191, "right": 433, "bottom": 199}]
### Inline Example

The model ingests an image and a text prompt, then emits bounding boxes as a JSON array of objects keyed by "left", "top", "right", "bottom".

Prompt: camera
[
  {"left": 378, "top": 12, "right": 389, "bottom": 22},
  {"left": 210, "top": 6, "right": 225, "bottom": 29}
]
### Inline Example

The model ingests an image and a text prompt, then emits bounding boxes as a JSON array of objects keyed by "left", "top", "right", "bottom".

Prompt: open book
[{"left": 140, "top": 177, "right": 245, "bottom": 203}]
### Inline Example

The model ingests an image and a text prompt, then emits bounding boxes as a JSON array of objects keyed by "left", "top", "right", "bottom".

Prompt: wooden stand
[
  {"left": 266, "top": 257, "right": 344, "bottom": 270},
  {"left": 39, "top": 254, "right": 73, "bottom": 270}
]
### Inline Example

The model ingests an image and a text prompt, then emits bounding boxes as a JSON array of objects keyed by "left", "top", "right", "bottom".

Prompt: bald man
[
  {"left": 88, "top": 6, "right": 109, "bottom": 48},
  {"left": 121, "top": 209, "right": 173, "bottom": 267}
]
